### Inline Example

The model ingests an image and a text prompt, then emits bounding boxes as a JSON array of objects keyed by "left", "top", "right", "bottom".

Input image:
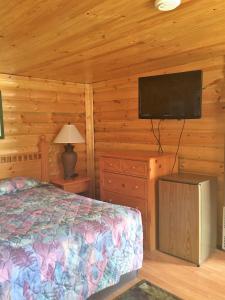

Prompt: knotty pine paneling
[
  {"left": 93, "top": 57, "right": 225, "bottom": 244},
  {"left": 0, "top": 1, "right": 225, "bottom": 83},
  {"left": 0, "top": 74, "right": 86, "bottom": 178}
]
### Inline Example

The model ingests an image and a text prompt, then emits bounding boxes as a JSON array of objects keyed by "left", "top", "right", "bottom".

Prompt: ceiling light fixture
[{"left": 155, "top": 0, "right": 181, "bottom": 11}]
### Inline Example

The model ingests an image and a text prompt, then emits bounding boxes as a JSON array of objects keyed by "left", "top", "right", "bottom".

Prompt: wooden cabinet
[
  {"left": 51, "top": 176, "right": 91, "bottom": 196},
  {"left": 158, "top": 173, "right": 217, "bottom": 266},
  {"left": 99, "top": 151, "right": 176, "bottom": 250}
]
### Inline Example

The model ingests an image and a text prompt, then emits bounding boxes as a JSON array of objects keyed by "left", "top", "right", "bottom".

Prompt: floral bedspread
[{"left": 0, "top": 184, "right": 143, "bottom": 300}]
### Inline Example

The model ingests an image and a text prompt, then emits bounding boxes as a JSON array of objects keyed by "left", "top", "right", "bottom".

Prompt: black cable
[
  {"left": 157, "top": 119, "right": 162, "bottom": 153},
  {"left": 150, "top": 119, "right": 163, "bottom": 153},
  {"left": 171, "top": 119, "right": 186, "bottom": 174}
]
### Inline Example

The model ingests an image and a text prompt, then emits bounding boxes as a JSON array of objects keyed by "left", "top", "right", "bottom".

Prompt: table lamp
[{"left": 54, "top": 123, "right": 85, "bottom": 179}]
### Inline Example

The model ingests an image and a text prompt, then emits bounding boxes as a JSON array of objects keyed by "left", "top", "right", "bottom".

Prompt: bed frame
[
  {"left": 0, "top": 135, "right": 49, "bottom": 181},
  {"left": 88, "top": 270, "right": 138, "bottom": 300}
]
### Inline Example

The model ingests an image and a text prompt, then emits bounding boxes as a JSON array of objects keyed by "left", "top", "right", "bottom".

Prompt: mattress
[{"left": 0, "top": 184, "right": 143, "bottom": 299}]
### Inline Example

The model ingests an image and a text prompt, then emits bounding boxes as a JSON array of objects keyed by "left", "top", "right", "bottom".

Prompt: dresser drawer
[
  {"left": 102, "top": 157, "right": 121, "bottom": 173},
  {"left": 121, "top": 159, "right": 148, "bottom": 177},
  {"left": 102, "top": 172, "right": 147, "bottom": 199},
  {"left": 101, "top": 190, "right": 147, "bottom": 219}
]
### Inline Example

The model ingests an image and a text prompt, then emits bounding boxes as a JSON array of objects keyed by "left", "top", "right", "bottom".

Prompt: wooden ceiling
[{"left": 0, "top": 0, "right": 225, "bottom": 83}]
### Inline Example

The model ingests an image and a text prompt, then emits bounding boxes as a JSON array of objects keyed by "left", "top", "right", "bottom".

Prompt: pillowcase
[
  {"left": 12, "top": 177, "right": 41, "bottom": 192},
  {"left": 0, "top": 177, "right": 41, "bottom": 195},
  {"left": 0, "top": 178, "right": 16, "bottom": 195}
]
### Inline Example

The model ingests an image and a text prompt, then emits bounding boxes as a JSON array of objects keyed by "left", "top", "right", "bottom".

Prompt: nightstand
[{"left": 50, "top": 176, "right": 91, "bottom": 196}]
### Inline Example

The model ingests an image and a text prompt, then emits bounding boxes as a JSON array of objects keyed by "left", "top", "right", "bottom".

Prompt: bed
[{"left": 0, "top": 137, "right": 143, "bottom": 300}]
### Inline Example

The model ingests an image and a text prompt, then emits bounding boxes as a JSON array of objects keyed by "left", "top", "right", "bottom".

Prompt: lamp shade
[{"left": 54, "top": 124, "right": 85, "bottom": 144}]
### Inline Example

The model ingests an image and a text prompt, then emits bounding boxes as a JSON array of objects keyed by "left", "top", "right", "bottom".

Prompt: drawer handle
[
  {"left": 132, "top": 166, "right": 136, "bottom": 169},
  {"left": 109, "top": 163, "right": 113, "bottom": 166},
  {"left": 135, "top": 185, "right": 139, "bottom": 189},
  {"left": 108, "top": 179, "right": 112, "bottom": 183},
  {"left": 121, "top": 183, "right": 125, "bottom": 188}
]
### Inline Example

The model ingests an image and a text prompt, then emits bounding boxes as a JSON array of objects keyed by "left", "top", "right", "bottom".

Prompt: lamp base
[{"left": 61, "top": 144, "right": 78, "bottom": 179}]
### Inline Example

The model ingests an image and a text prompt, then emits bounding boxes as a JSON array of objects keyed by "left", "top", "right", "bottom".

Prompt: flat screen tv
[{"left": 138, "top": 70, "right": 202, "bottom": 119}]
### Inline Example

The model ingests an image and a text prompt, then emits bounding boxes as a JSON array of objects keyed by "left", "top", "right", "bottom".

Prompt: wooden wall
[
  {"left": 0, "top": 55, "right": 224, "bottom": 243},
  {"left": 0, "top": 74, "right": 87, "bottom": 178},
  {"left": 93, "top": 56, "right": 225, "bottom": 244}
]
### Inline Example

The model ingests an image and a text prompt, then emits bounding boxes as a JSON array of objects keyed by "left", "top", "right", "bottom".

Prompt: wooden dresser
[{"left": 99, "top": 151, "right": 177, "bottom": 250}]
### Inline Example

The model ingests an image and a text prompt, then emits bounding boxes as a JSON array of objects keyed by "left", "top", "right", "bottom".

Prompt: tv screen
[{"left": 138, "top": 70, "right": 202, "bottom": 119}]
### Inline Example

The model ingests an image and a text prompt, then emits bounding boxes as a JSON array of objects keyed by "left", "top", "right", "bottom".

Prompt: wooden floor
[{"left": 107, "top": 250, "right": 225, "bottom": 300}]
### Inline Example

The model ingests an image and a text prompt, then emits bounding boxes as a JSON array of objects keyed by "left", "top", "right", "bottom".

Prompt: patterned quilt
[{"left": 0, "top": 184, "right": 143, "bottom": 300}]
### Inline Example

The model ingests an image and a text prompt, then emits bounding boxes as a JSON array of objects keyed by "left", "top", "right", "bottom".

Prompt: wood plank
[
  {"left": 94, "top": 131, "right": 224, "bottom": 147},
  {"left": 95, "top": 142, "right": 224, "bottom": 162},
  {"left": 95, "top": 119, "right": 225, "bottom": 133},
  {"left": 3, "top": 99, "right": 85, "bottom": 113},
  {"left": 85, "top": 84, "right": 95, "bottom": 197}
]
